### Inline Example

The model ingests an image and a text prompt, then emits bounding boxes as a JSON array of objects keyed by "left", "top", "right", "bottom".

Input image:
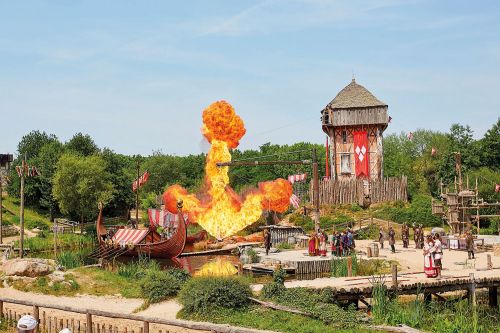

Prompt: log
[{"left": 248, "top": 297, "right": 311, "bottom": 316}]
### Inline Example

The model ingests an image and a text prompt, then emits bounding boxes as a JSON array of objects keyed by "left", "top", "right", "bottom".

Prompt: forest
[{"left": 5, "top": 119, "right": 499, "bottom": 227}]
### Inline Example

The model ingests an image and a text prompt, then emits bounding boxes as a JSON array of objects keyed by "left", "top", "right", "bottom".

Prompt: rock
[{"left": 1, "top": 258, "right": 56, "bottom": 277}]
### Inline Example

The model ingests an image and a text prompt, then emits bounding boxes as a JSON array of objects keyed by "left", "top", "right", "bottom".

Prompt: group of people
[
  {"left": 423, "top": 233, "right": 444, "bottom": 278},
  {"left": 308, "top": 229, "right": 355, "bottom": 257},
  {"left": 378, "top": 226, "right": 396, "bottom": 253},
  {"left": 15, "top": 314, "right": 71, "bottom": 333}
]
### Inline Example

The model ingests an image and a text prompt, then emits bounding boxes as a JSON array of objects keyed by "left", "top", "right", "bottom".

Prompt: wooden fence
[
  {"left": 0, "top": 297, "right": 273, "bottom": 333},
  {"left": 310, "top": 176, "right": 407, "bottom": 206}
]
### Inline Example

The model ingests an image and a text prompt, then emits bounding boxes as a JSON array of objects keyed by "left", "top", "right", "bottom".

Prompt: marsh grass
[
  {"left": 20, "top": 233, "right": 94, "bottom": 253},
  {"left": 331, "top": 253, "right": 358, "bottom": 277}
]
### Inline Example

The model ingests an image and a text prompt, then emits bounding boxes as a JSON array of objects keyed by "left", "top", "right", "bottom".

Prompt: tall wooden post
[
  {"left": 135, "top": 161, "right": 140, "bottom": 226},
  {"left": 20, "top": 158, "right": 25, "bottom": 258},
  {"left": 0, "top": 178, "right": 3, "bottom": 244},
  {"left": 312, "top": 149, "right": 320, "bottom": 232}
]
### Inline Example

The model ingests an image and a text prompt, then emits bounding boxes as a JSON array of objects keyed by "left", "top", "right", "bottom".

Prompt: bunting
[
  {"left": 132, "top": 171, "right": 149, "bottom": 191},
  {"left": 288, "top": 173, "right": 307, "bottom": 184}
]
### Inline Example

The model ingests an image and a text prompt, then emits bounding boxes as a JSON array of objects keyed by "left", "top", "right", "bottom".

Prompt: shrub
[
  {"left": 118, "top": 257, "right": 161, "bottom": 279},
  {"left": 261, "top": 267, "right": 287, "bottom": 299},
  {"left": 139, "top": 270, "right": 181, "bottom": 303},
  {"left": 372, "top": 195, "right": 441, "bottom": 227},
  {"left": 165, "top": 268, "right": 191, "bottom": 284},
  {"left": 246, "top": 248, "right": 260, "bottom": 263},
  {"left": 288, "top": 214, "right": 314, "bottom": 231},
  {"left": 276, "top": 242, "right": 292, "bottom": 250},
  {"left": 57, "top": 249, "right": 90, "bottom": 269},
  {"left": 178, "top": 277, "right": 252, "bottom": 314}
]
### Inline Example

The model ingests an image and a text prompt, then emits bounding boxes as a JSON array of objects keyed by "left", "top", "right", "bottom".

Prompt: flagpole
[
  {"left": 0, "top": 176, "right": 3, "bottom": 245},
  {"left": 135, "top": 160, "right": 140, "bottom": 228},
  {"left": 19, "top": 154, "right": 26, "bottom": 258}
]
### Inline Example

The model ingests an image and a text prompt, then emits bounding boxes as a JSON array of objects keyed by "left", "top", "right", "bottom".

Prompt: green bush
[
  {"left": 57, "top": 249, "right": 92, "bottom": 269},
  {"left": 165, "top": 268, "right": 191, "bottom": 284},
  {"left": 288, "top": 214, "right": 314, "bottom": 231},
  {"left": 372, "top": 195, "right": 441, "bottom": 227},
  {"left": 178, "top": 277, "right": 252, "bottom": 314},
  {"left": 261, "top": 267, "right": 287, "bottom": 299},
  {"left": 246, "top": 248, "right": 260, "bottom": 263},
  {"left": 139, "top": 270, "right": 181, "bottom": 303},
  {"left": 276, "top": 242, "right": 293, "bottom": 250},
  {"left": 269, "top": 288, "right": 360, "bottom": 329},
  {"left": 118, "top": 257, "right": 161, "bottom": 279}
]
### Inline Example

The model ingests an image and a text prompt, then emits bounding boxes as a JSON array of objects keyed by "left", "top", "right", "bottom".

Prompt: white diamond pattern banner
[{"left": 353, "top": 131, "right": 370, "bottom": 178}]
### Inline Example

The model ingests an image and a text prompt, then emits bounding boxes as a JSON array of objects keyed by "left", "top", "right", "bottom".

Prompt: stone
[{"left": 1, "top": 258, "right": 56, "bottom": 277}]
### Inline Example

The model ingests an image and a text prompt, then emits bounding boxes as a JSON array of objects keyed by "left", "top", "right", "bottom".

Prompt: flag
[
  {"left": 388, "top": 116, "right": 392, "bottom": 123},
  {"left": 407, "top": 132, "right": 414, "bottom": 141},
  {"left": 496, "top": 184, "right": 500, "bottom": 193},
  {"left": 288, "top": 173, "right": 307, "bottom": 184},
  {"left": 290, "top": 194, "right": 300, "bottom": 209},
  {"left": 431, "top": 147, "right": 437, "bottom": 157},
  {"left": 133, "top": 171, "right": 149, "bottom": 191},
  {"left": 354, "top": 131, "right": 369, "bottom": 178},
  {"left": 15, "top": 166, "right": 22, "bottom": 177}
]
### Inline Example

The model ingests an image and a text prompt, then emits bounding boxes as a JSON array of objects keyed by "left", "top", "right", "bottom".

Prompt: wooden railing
[{"left": 0, "top": 297, "right": 272, "bottom": 333}]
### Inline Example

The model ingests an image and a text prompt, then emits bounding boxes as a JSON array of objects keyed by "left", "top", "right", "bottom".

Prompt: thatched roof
[{"left": 323, "top": 79, "right": 387, "bottom": 110}]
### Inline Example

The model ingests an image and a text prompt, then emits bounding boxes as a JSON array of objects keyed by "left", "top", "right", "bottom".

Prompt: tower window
[
  {"left": 342, "top": 130, "right": 347, "bottom": 144},
  {"left": 340, "top": 153, "right": 351, "bottom": 174}
]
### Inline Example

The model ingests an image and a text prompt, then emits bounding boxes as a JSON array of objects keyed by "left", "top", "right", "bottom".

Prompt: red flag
[
  {"left": 431, "top": 147, "right": 437, "bottom": 157},
  {"left": 407, "top": 132, "right": 414, "bottom": 141},
  {"left": 495, "top": 184, "right": 500, "bottom": 193},
  {"left": 290, "top": 194, "right": 300, "bottom": 209},
  {"left": 353, "top": 131, "right": 369, "bottom": 178},
  {"left": 325, "top": 137, "right": 330, "bottom": 179},
  {"left": 15, "top": 166, "right": 22, "bottom": 177}
]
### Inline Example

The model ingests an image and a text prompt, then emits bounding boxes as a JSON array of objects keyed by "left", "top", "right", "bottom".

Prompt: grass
[
  {"left": 1, "top": 195, "right": 52, "bottom": 230},
  {"left": 10, "top": 274, "right": 80, "bottom": 296},
  {"left": 178, "top": 306, "right": 375, "bottom": 333},
  {"left": 73, "top": 267, "right": 142, "bottom": 298},
  {"left": 17, "top": 233, "right": 94, "bottom": 252}
]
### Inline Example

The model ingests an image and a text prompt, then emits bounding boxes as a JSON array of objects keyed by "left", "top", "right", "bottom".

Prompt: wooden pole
[
  {"left": 313, "top": 149, "right": 320, "bottom": 232},
  {"left": 20, "top": 157, "right": 25, "bottom": 259},
  {"left": 469, "top": 273, "right": 476, "bottom": 307},
  {"left": 143, "top": 321, "right": 149, "bottom": 333},
  {"left": 487, "top": 254, "right": 493, "bottom": 270},
  {"left": 392, "top": 264, "right": 398, "bottom": 290},
  {"left": 0, "top": 177, "right": 3, "bottom": 245},
  {"left": 33, "top": 305, "right": 39, "bottom": 333},
  {"left": 347, "top": 256, "right": 353, "bottom": 277},
  {"left": 53, "top": 221, "right": 58, "bottom": 259},
  {"left": 135, "top": 161, "right": 140, "bottom": 226},
  {"left": 86, "top": 312, "right": 92, "bottom": 333}
]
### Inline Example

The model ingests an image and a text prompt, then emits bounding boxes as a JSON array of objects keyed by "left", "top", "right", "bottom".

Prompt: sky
[{"left": 1, "top": 0, "right": 499, "bottom": 157}]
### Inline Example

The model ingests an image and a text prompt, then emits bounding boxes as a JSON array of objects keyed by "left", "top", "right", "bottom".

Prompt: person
[
  {"left": 378, "top": 227, "right": 384, "bottom": 249},
  {"left": 423, "top": 235, "right": 437, "bottom": 278},
  {"left": 402, "top": 224, "right": 409, "bottom": 248},
  {"left": 308, "top": 232, "right": 316, "bottom": 256},
  {"left": 330, "top": 231, "right": 337, "bottom": 256},
  {"left": 433, "top": 234, "right": 443, "bottom": 278},
  {"left": 342, "top": 231, "right": 350, "bottom": 256},
  {"left": 413, "top": 223, "right": 419, "bottom": 248},
  {"left": 347, "top": 229, "right": 355, "bottom": 252},
  {"left": 315, "top": 232, "right": 320, "bottom": 256},
  {"left": 319, "top": 231, "right": 327, "bottom": 256},
  {"left": 264, "top": 229, "right": 272, "bottom": 256},
  {"left": 16, "top": 314, "right": 38, "bottom": 333},
  {"left": 418, "top": 225, "right": 425, "bottom": 249},
  {"left": 466, "top": 231, "right": 475, "bottom": 259},
  {"left": 335, "top": 232, "right": 342, "bottom": 257},
  {"left": 388, "top": 226, "right": 396, "bottom": 253}
]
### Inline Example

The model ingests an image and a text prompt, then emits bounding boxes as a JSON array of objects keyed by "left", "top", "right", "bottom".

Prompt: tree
[
  {"left": 478, "top": 119, "right": 500, "bottom": 170},
  {"left": 53, "top": 154, "right": 114, "bottom": 222},
  {"left": 65, "top": 133, "right": 99, "bottom": 156},
  {"left": 17, "top": 130, "right": 58, "bottom": 159},
  {"left": 101, "top": 148, "right": 135, "bottom": 217}
]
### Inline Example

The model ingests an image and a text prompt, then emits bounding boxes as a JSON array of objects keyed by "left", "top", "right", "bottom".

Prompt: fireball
[{"left": 164, "top": 100, "right": 292, "bottom": 239}]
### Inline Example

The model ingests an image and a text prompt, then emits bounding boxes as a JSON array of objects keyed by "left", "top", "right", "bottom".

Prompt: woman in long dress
[
  {"left": 319, "top": 231, "right": 327, "bottom": 256},
  {"left": 308, "top": 233, "right": 316, "bottom": 256},
  {"left": 423, "top": 235, "right": 437, "bottom": 278}
]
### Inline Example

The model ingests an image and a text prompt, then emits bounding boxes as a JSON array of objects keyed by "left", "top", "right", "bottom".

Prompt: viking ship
[{"left": 93, "top": 201, "right": 187, "bottom": 259}]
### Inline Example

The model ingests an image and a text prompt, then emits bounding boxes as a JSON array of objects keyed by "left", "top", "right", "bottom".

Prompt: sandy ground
[{"left": 253, "top": 239, "right": 499, "bottom": 291}]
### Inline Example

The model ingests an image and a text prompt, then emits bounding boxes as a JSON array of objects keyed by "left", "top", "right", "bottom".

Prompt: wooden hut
[{"left": 321, "top": 79, "right": 389, "bottom": 180}]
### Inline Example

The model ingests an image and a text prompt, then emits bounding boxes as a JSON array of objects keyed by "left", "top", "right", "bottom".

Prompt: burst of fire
[{"left": 163, "top": 100, "right": 292, "bottom": 239}]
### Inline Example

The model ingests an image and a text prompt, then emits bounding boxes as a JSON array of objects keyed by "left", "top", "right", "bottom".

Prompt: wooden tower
[{"left": 321, "top": 79, "right": 389, "bottom": 180}]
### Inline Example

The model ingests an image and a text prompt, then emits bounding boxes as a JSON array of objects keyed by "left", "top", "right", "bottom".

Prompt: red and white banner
[
  {"left": 407, "top": 132, "right": 414, "bottom": 141},
  {"left": 132, "top": 171, "right": 149, "bottom": 191},
  {"left": 354, "top": 131, "right": 369, "bottom": 178},
  {"left": 148, "top": 208, "right": 189, "bottom": 228},
  {"left": 290, "top": 194, "right": 300, "bottom": 209},
  {"left": 288, "top": 173, "right": 307, "bottom": 184},
  {"left": 495, "top": 184, "right": 500, "bottom": 193}
]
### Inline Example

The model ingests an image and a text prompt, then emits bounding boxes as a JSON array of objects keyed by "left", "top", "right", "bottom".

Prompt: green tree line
[{"left": 6, "top": 119, "right": 499, "bottom": 223}]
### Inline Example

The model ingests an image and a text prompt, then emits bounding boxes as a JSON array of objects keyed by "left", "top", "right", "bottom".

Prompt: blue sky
[{"left": 1, "top": 0, "right": 499, "bottom": 156}]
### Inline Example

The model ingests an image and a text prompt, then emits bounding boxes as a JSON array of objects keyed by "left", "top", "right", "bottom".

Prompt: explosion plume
[{"left": 163, "top": 100, "right": 292, "bottom": 239}]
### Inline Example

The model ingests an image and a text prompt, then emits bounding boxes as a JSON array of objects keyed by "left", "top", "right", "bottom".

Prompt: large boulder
[{"left": 1, "top": 258, "right": 56, "bottom": 277}]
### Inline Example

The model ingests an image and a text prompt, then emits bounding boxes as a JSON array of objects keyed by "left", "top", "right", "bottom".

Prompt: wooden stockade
[
  {"left": 311, "top": 176, "right": 407, "bottom": 206},
  {"left": 260, "top": 225, "right": 304, "bottom": 245},
  {"left": 0, "top": 297, "right": 276, "bottom": 333}
]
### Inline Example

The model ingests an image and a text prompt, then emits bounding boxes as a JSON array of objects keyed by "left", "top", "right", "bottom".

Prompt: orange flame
[{"left": 164, "top": 100, "right": 292, "bottom": 240}]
